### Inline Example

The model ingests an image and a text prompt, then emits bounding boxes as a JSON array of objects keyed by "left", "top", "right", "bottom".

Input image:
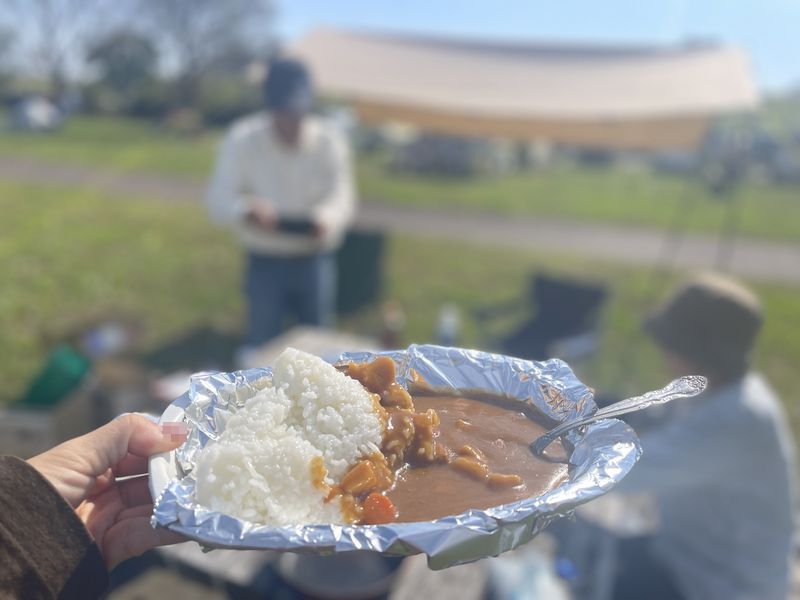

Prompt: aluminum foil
[{"left": 152, "top": 344, "right": 641, "bottom": 569}]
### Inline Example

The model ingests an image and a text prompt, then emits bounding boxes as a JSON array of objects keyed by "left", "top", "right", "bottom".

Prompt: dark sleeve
[{"left": 0, "top": 455, "right": 108, "bottom": 600}]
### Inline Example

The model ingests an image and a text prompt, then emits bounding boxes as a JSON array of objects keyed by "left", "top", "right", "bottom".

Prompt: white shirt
[
  {"left": 206, "top": 112, "right": 355, "bottom": 256},
  {"left": 620, "top": 373, "right": 796, "bottom": 600}
]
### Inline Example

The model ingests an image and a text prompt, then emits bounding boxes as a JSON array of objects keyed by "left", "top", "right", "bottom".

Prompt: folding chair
[{"left": 476, "top": 273, "right": 608, "bottom": 362}]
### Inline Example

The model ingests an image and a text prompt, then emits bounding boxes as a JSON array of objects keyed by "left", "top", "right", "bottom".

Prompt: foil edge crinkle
[{"left": 152, "top": 344, "right": 641, "bottom": 569}]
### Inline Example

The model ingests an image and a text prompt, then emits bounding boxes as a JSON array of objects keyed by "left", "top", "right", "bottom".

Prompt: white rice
[{"left": 194, "top": 348, "right": 383, "bottom": 525}]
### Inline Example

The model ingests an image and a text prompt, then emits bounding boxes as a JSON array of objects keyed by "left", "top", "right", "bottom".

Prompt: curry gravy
[
  {"left": 387, "top": 395, "right": 569, "bottom": 522},
  {"left": 340, "top": 357, "right": 569, "bottom": 524}
]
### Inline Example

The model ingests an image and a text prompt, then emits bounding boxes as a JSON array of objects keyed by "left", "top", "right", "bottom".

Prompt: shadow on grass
[{"left": 139, "top": 326, "right": 241, "bottom": 373}]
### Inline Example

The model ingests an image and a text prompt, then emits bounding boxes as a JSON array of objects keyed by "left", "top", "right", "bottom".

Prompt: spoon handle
[{"left": 530, "top": 375, "right": 707, "bottom": 457}]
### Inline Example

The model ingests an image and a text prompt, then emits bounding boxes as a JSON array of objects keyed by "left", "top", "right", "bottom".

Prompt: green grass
[
  {"left": 759, "top": 94, "right": 800, "bottom": 141},
  {"left": 0, "top": 179, "right": 242, "bottom": 404},
  {"left": 2, "top": 179, "right": 799, "bottom": 437},
  {"left": 0, "top": 116, "right": 216, "bottom": 177},
  {"left": 359, "top": 154, "right": 800, "bottom": 242},
  {"left": 2, "top": 115, "right": 800, "bottom": 242},
  {"left": 375, "top": 234, "right": 800, "bottom": 432}
]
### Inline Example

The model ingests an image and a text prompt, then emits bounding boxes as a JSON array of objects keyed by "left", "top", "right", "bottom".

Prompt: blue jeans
[{"left": 244, "top": 252, "right": 336, "bottom": 346}]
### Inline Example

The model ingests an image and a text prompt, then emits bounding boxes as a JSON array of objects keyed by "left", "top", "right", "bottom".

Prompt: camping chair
[{"left": 475, "top": 274, "right": 608, "bottom": 363}]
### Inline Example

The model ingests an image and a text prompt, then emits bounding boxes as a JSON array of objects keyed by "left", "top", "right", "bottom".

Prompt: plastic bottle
[{"left": 436, "top": 303, "right": 461, "bottom": 346}]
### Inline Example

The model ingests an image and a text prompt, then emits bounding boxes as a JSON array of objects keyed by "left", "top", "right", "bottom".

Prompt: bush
[
  {"left": 126, "top": 79, "right": 176, "bottom": 119},
  {"left": 82, "top": 78, "right": 175, "bottom": 119},
  {"left": 163, "top": 108, "right": 204, "bottom": 135},
  {"left": 195, "top": 76, "right": 262, "bottom": 126}
]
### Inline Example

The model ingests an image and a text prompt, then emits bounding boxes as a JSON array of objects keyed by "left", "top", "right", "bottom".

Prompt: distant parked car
[
  {"left": 9, "top": 95, "right": 63, "bottom": 132},
  {"left": 391, "top": 133, "right": 516, "bottom": 176},
  {"left": 651, "top": 150, "right": 699, "bottom": 175}
]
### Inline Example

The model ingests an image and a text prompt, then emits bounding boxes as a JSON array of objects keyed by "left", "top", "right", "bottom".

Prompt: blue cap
[{"left": 263, "top": 58, "right": 314, "bottom": 114}]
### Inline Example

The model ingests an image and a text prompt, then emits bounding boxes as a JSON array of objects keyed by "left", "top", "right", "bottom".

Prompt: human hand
[
  {"left": 245, "top": 203, "right": 277, "bottom": 231},
  {"left": 27, "top": 414, "right": 188, "bottom": 569}
]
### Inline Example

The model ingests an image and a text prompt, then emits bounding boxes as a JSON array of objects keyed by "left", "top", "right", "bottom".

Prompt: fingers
[
  {"left": 117, "top": 414, "right": 188, "bottom": 458},
  {"left": 91, "top": 468, "right": 115, "bottom": 495},
  {"left": 115, "top": 503, "right": 153, "bottom": 522},
  {"left": 114, "top": 454, "right": 149, "bottom": 478},
  {"left": 102, "top": 515, "right": 187, "bottom": 569},
  {"left": 76, "top": 489, "right": 125, "bottom": 544},
  {"left": 82, "top": 414, "right": 188, "bottom": 478},
  {"left": 114, "top": 421, "right": 186, "bottom": 476},
  {"left": 93, "top": 462, "right": 155, "bottom": 507},
  {"left": 117, "top": 476, "right": 153, "bottom": 508},
  {"left": 80, "top": 480, "right": 152, "bottom": 539}
]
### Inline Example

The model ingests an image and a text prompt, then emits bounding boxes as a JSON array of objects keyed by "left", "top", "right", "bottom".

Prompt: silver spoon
[{"left": 530, "top": 375, "right": 708, "bottom": 457}]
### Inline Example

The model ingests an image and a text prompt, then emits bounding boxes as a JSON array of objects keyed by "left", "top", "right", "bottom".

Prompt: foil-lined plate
[{"left": 149, "top": 344, "right": 641, "bottom": 569}]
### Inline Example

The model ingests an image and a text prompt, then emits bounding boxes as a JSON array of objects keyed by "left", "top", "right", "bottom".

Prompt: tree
[
  {"left": 138, "top": 0, "right": 273, "bottom": 107},
  {"left": 0, "top": 27, "right": 14, "bottom": 75},
  {"left": 86, "top": 29, "right": 157, "bottom": 95},
  {"left": 5, "top": 0, "right": 114, "bottom": 99},
  {"left": 0, "top": 28, "right": 15, "bottom": 99}
]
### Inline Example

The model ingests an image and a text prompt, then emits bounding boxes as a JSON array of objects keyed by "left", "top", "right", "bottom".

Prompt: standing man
[{"left": 206, "top": 58, "right": 355, "bottom": 349}]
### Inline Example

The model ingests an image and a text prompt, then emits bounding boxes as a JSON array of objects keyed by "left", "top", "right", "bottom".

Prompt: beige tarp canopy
[{"left": 289, "top": 28, "right": 758, "bottom": 150}]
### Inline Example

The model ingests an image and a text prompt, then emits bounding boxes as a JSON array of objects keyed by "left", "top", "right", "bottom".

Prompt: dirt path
[{"left": 2, "top": 156, "right": 799, "bottom": 285}]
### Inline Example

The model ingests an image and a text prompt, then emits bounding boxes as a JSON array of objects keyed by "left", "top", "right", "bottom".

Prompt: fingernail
[{"left": 161, "top": 421, "right": 189, "bottom": 441}]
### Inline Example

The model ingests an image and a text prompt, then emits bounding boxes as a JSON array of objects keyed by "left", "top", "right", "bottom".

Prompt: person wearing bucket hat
[
  {"left": 606, "top": 273, "right": 796, "bottom": 600},
  {"left": 643, "top": 273, "right": 763, "bottom": 386},
  {"left": 206, "top": 57, "right": 355, "bottom": 350}
]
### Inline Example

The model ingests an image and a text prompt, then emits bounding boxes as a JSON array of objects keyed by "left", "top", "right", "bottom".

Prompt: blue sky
[{"left": 276, "top": 0, "right": 800, "bottom": 92}]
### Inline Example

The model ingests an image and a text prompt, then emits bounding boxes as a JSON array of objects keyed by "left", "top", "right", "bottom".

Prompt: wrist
[
  {"left": 27, "top": 448, "right": 85, "bottom": 508},
  {"left": 27, "top": 454, "right": 61, "bottom": 493}
]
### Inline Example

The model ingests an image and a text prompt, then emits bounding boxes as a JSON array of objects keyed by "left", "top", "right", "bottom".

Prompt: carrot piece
[{"left": 361, "top": 492, "right": 398, "bottom": 524}]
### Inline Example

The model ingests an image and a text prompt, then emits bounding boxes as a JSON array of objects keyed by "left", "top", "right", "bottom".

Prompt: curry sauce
[
  {"left": 389, "top": 395, "right": 568, "bottom": 522},
  {"left": 336, "top": 357, "right": 569, "bottom": 524}
]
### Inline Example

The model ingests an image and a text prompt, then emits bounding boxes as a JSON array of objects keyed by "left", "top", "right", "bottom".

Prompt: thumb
[
  {"left": 82, "top": 414, "right": 187, "bottom": 477},
  {"left": 28, "top": 414, "right": 188, "bottom": 509}
]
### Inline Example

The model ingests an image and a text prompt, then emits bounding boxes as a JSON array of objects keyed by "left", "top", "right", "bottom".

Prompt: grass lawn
[
  {"left": 1, "top": 116, "right": 800, "bottom": 242},
  {"left": 0, "top": 116, "right": 216, "bottom": 177},
  {"left": 2, "top": 179, "right": 799, "bottom": 437},
  {"left": 359, "top": 154, "right": 800, "bottom": 243}
]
